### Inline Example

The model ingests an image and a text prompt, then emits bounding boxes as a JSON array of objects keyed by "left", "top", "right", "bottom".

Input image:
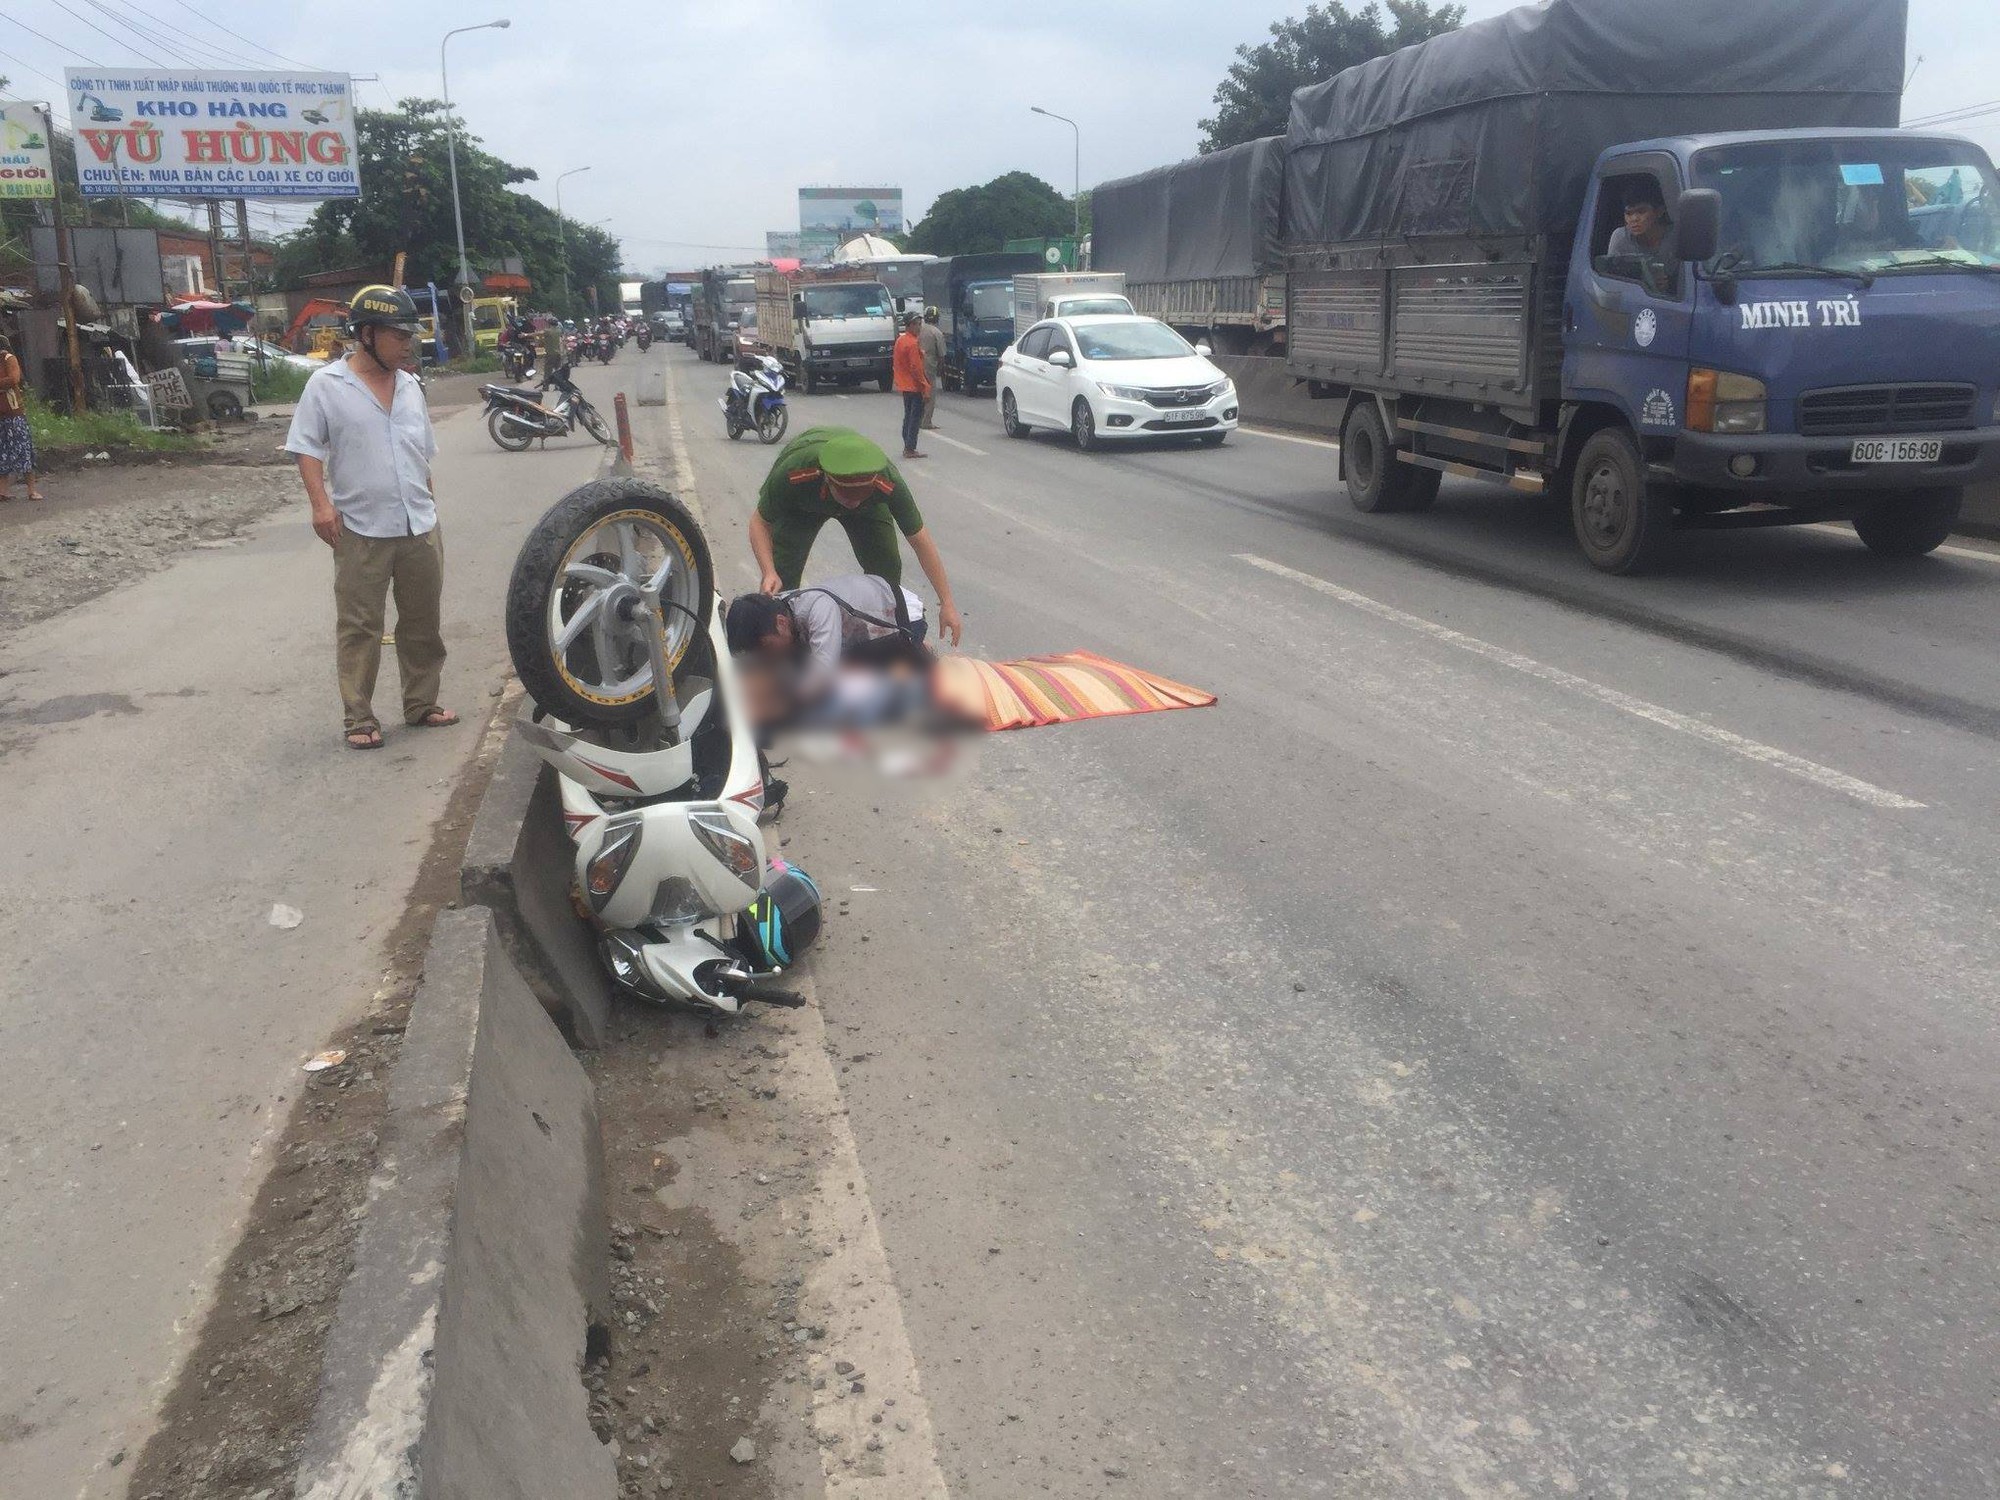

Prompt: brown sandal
[
  {"left": 345, "top": 727, "right": 384, "bottom": 749},
  {"left": 412, "top": 708, "right": 459, "bottom": 728}
]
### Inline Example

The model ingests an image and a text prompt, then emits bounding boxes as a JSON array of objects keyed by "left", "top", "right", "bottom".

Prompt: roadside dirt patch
[
  {"left": 121, "top": 701, "right": 514, "bottom": 1500},
  {"left": 0, "top": 458, "right": 296, "bottom": 633}
]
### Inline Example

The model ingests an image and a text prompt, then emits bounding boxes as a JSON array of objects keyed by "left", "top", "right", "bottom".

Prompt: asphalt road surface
[
  {"left": 662, "top": 343, "right": 2000, "bottom": 1497},
  {"left": 0, "top": 363, "right": 622, "bottom": 1499}
]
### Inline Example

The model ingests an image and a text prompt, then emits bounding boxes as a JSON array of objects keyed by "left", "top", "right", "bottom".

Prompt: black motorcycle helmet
[
  {"left": 740, "top": 861, "right": 822, "bottom": 968},
  {"left": 347, "top": 283, "right": 422, "bottom": 333}
]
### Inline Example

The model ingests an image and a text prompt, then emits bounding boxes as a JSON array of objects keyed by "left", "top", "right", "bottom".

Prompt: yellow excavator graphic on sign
[{"left": 3, "top": 117, "right": 49, "bottom": 151}]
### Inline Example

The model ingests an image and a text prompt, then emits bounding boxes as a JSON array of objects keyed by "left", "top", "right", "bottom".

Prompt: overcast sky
[{"left": 4, "top": 0, "right": 1996, "bottom": 274}]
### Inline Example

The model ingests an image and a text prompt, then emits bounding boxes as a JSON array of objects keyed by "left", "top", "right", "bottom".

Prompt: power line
[
  {"left": 44, "top": 0, "right": 168, "bottom": 66},
  {"left": 158, "top": 0, "right": 324, "bottom": 71},
  {"left": 1905, "top": 99, "right": 2000, "bottom": 128},
  {"left": 0, "top": 44, "right": 68, "bottom": 93},
  {"left": 78, "top": 0, "right": 202, "bottom": 67},
  {"left": 1, "top": 12, "right": 104, "bottom": 67}
]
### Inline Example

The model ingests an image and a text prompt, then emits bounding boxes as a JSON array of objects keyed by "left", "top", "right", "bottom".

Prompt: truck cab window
[{"left": 1592, "top": 172, "right": 1681, "bottom": 297}]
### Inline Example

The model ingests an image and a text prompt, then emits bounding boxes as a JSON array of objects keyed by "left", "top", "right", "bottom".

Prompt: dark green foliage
[{"left": 1199, "top": 1, "right": 1464, "bottom": 153}]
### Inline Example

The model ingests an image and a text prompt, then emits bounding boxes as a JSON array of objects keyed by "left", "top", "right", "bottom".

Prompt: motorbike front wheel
[
  {"left": 576, "top": 400, "right": 614, "bottom": 446},
  {"left": 487, "top": 405, "right": 536, "bottom": 452},
  {"left": 756, "top": 403, "right": 789, "bottom": 444},
  {"left": 505, "top": 478, "right": 715, "bottom": 727}
]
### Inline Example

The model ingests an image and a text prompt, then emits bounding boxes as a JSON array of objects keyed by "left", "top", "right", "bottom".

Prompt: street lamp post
[
  {"left": 441, "top": 19, "right": 511, "bottom": 361},
  {"left": 555, "top": 165, "right": 591, "bottom": 316},
  {"left": 1030, "top": 105, "right": 1081, "bottom": 247}
]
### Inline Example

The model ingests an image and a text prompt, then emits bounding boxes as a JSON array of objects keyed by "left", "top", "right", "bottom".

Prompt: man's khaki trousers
[{"left": 332, "top": 524, "right": 446, "bottom": 732}]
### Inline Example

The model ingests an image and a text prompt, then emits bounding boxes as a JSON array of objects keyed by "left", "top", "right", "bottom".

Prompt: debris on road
[
  {"left": 728, "top": 1436, "right": 756, "bottom": 1464},
  {"left": 268, "top": 904, "right": 304, "bottom": 930},
  {"left": 302, "top": 1050, "right": 346, "bottom": 1073}
]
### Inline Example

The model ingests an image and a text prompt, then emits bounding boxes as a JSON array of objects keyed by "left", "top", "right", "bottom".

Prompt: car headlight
[
  {"left": 1686, "top": 368, "right": 1767, "bottom": 434},
  {"left": 1097, "top": 383, "right": 1150, "bottom": 401},
  {"left": 689, "top": 809, "right": 760, "bottom": 883},
  {"left": 584, "top": 816, "right": 642, "bottom": 908},
  {"left": 1206, "top": 379, "right": 1234, "bottom": 399}
]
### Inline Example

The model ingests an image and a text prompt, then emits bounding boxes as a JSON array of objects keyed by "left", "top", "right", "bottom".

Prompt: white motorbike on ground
[
  {"left": 482, "top": 366, "right": 615, "bottom": 452},
  {"left": 721, "top": 354, "right": 790, "bottom": 444},
  {"left": 505, "top": 478, "right": 820, "bottom": 1013}
]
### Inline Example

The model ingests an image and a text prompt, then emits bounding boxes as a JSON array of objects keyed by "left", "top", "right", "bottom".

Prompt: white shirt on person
[
  {"left": 783, "top": 575, "right": 924, "bottom": 696},
  {"left": 283, "top": 357, "right": 438, "bottom": 538}
]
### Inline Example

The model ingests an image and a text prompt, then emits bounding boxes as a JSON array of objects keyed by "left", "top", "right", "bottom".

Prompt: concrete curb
[
  {"left": 461, "top": 735, "right": 614, "bottom": 1050},
  {"left": 294, "top": 908, "right": 613, "bottom": 1500},
  {"left": 1213, "top": 355, "right": 2000, "bottom": 542}
]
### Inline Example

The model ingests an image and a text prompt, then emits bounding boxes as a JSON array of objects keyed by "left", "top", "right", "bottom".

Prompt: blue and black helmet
[{"left": 741, "top": 861, "right": 822, "bottom": 969}]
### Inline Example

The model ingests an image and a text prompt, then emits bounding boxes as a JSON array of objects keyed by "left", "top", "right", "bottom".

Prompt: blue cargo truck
[
  {"left": 923, "top": 252, "right": 1045, "bottom": 394},
  {"left": 1284, "top": 0, "right": 2000, "bottom": 572}
]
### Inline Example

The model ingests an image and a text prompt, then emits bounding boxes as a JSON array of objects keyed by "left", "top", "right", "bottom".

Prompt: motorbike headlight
[
  {"left": 584, "top": 816, "right": 642, "bottom": 908},
  {"left": 688, "top": 809, "right": 760, "bottom": 884},
  {"left": 1097, "top": 383, "right": 1149, "bottom": 401},
  {"left": 1686, "top": 368, "right": 1767, "bottom": 434}
]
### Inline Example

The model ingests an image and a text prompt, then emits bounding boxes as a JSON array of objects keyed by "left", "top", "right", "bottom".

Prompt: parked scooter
[
  {"left": 481, "top": 365, "right": 614, "bottom": 450},
  {"left": 505, "top": 479, "right": 821, "bottom": 1012},
  {"left": 722, "top": 354, "right": 789, "bottom": 444}
]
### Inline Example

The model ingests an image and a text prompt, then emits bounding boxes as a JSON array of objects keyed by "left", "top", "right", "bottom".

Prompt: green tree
[
  {"left": 1198, "top": 0, "right": 1464, "bottom": 153},
  {"left": 906, "top": 172, "right": 1079, "bottom": 257},
  {"left": 281, "top": 98, "right": 620, "bottom": 318}
]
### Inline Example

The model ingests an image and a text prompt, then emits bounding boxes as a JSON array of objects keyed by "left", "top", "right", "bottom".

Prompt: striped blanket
[{"left": 932, "top": 650, "right": 1217, "bottom": 732}]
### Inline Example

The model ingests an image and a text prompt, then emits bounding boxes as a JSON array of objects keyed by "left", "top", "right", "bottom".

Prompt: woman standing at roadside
[{"left": 0, "top": 334, "right": 45, "bottom": 503}]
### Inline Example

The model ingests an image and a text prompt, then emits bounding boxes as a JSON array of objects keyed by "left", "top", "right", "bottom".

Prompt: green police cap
[{"left": 819, "top": 431, "right": 889, "bottom": 479}]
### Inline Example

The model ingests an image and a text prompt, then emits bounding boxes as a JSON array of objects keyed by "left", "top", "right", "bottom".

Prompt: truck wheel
[
  {"left": 1853, "top": 487, "right": 1961, "bottom": 558},
  {"left": 1571, "top": 428, "right": 1672, "bottom": 574},
  {"left": 1071, "top": 398, "right": 1100, "bottom": 453},
  {"left": 1341, "top": 401, "right": 1430, "bottom": 513},
  {"left": 800, "top": 365, "right": 817, "bottom": 395}
]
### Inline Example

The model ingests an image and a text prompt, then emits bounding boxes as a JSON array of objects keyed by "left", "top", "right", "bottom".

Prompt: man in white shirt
[{"left": 285, "top": 285, "right": 457, "bottom": 750}]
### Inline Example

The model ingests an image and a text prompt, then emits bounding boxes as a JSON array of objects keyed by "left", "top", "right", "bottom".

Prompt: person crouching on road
[
  {"left": 748, "top": 426, "right": 964, "bottom": 646},
  {"left": 284, "top": 284, "right": 458, "bottom": 751},
  {"left": 893, "top": 311, "right": 930, "bottom": 459},
  {"left": 919, "top": 306, "right": 946, "bottom": 430}
]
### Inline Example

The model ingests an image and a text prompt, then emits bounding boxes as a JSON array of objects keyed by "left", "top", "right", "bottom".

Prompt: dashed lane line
[
  {"left": 925, "top": 431, "right": 988, "bottom": 457},
  {"left": 1238, "top": 552, "right": 1927, "bottom": 811}
]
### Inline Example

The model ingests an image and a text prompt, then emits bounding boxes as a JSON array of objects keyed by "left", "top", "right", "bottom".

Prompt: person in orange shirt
[{"left": 892, "top": 311, "right": 930, "bottom": 460}]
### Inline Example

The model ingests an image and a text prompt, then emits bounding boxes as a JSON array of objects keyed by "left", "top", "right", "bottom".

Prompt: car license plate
[
  {"left": 1851, "top": 438, "right": 1942, "bottom": 463},
  {"left": 845, "top": 358, "right": 872, "bottom": 369},
  {"left": 1160, "top": 409, "right": 1206, "bottom": 424}
]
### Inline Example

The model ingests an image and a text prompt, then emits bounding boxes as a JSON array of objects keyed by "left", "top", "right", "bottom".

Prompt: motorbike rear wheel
[
  {"left": 487, "top": 405, "right": 536, "bottom": 452},
  {"left": 756, "top": 403, "right": 789, "bottom": 444},
  {"left": 576, "top": 400, "right": 614, "bottom": 446},
  {"left": 505, "top": 479, "right": 715, "bottom": 727}
]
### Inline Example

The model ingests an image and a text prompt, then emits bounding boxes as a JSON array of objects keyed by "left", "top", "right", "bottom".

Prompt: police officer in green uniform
[{"left": 749, "top": 426, "right": 964, "bottom": 645}]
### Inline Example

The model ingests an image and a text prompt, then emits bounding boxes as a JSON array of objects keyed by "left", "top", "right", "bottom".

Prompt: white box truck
[
  {"left": 1011, "top": 272, "right": 1132, "bottom": 339},
  {"left": 754, "top": 266, "right": 899, "bottom": 394}
]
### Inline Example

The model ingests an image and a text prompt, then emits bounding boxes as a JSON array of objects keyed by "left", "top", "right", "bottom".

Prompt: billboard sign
[
  {"left": 769, "top": 229, "right": 840, "bottom": 260},
  {"left": 798, "top": 188, "right": 903, "bottom": 236},
  {"left": 62, "top": 69, "right": 359, "bottom": 199},
  {"left": 30, "top": 226, "right": 168, "bottom": 305},
  {"left": 0, "top": 101, "right": 56, "bottom": 199}
]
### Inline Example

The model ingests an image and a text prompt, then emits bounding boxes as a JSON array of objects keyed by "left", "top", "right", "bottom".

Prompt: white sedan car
[{"left": 996, "top": 315, "right": 1238, "bottom": 451}]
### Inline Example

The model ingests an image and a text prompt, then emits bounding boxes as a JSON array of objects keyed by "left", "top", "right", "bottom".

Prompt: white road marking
[
  {"left": 1803, "top": 521, "right": 2000, "bottom": 564},
  {"left": 927, "top": 431, "right": 988, "bottom": 457},
  {"left": 835, "top": 393, "right": 852, "bottom": 401},
  {"left": 1238, "top": 425, "right": 1340, "bottom": 450},
  {"left": 1238, "top": 552, "right": 1926, "bottom": 811}
]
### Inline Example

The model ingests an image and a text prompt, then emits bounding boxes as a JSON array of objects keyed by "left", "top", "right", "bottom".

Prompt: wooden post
[
  {"left": 38, "top": 105, "right": 88, "bottom": 415},
  {"left": 204, "top": 199, "right": 226, "bottom": 298}
]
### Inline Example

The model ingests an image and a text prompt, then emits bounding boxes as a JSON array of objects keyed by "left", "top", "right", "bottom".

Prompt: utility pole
[
  {"left": 205, "top": 199, "right": 225, "bottom": 299},
  {"left": 1031, "top": 106, "right": 1082, "bottom": 246},
  {"left": 38, "top": 104, "right": 87, "bottom": 414},
  {"left": 441, "top": 19, "right": 511, "bottom": 360},
  {"left": 556, "top": 165, "right": 590, "bottom": 316}
]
